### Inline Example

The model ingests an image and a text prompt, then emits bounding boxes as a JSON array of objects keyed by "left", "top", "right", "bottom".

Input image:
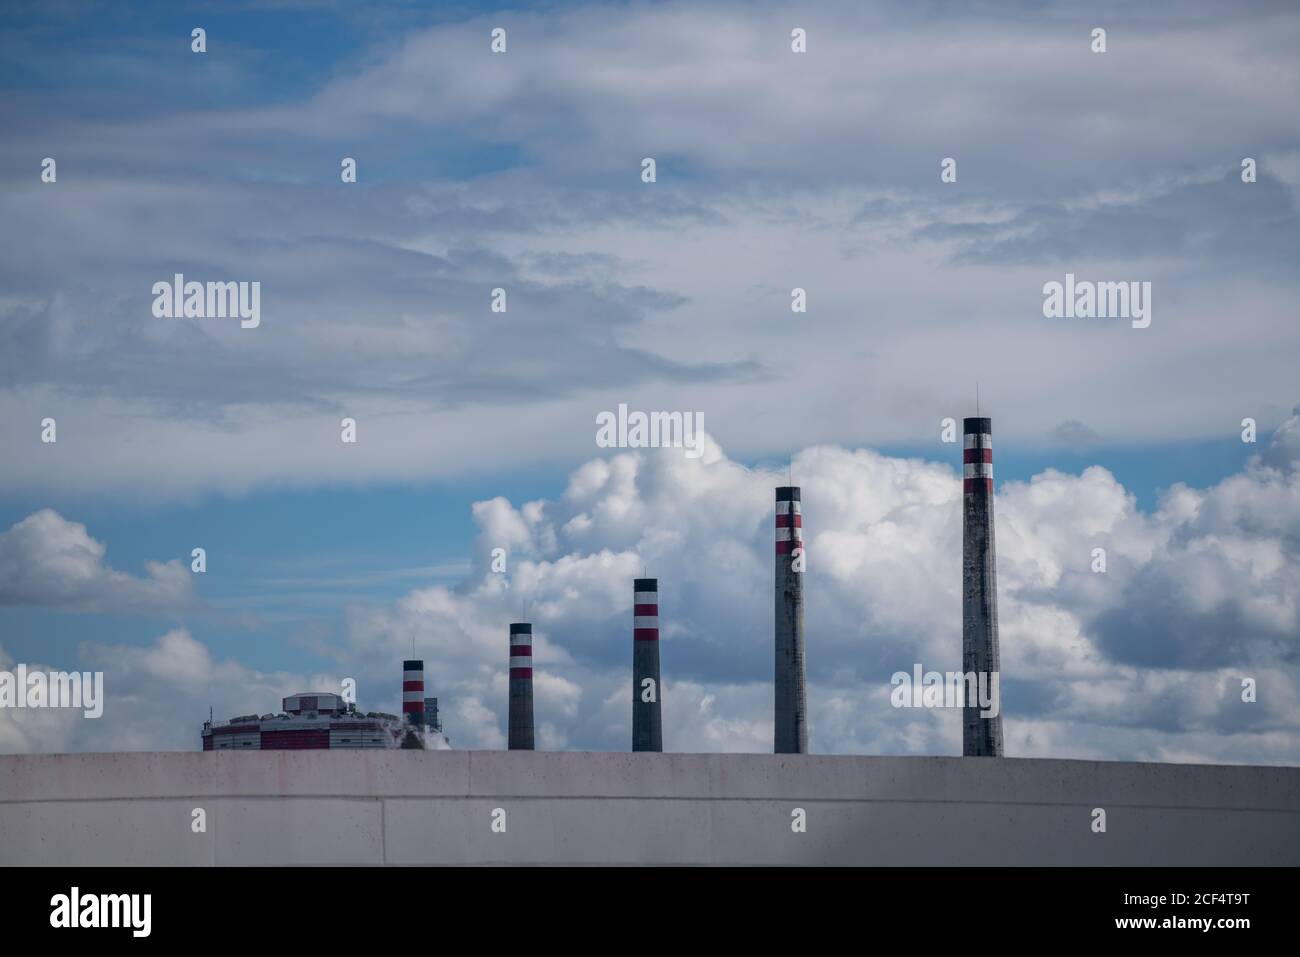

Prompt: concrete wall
[{"left": 1, "top": 751, "right": 1297, "bottom": 866}]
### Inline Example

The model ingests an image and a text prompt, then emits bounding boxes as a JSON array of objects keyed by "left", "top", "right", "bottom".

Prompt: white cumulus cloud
[{"left": 0, "top": 510, "right": 197, "bottom": 612}]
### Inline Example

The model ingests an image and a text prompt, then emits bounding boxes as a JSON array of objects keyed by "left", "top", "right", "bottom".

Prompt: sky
[{"left": 0, "top": 0, "right": 1297, "bottom": 763}]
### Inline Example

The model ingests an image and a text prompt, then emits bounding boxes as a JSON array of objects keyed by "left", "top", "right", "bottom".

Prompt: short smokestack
[
  {"left": 508, "top": 623, "right": 534, "bottom": 750},
  {"left": 962, "top": 416, "right": 1004, "bottom": 756},
  {"left": 402, "top": 659, "right": 425, "bottom": 727},
  {"left": 774, "top": 486, "right": 808, "bottom": 754},
  {"left": 401, "top": 659, "right": 425, "bottom": 749},
  {"left": 632, "top": 577, "right": 662, "bottom": 752}
]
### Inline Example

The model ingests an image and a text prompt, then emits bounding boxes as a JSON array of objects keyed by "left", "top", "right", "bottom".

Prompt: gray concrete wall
[{"left": 1, "top": 751, "right": 1297, "bottom": 866}]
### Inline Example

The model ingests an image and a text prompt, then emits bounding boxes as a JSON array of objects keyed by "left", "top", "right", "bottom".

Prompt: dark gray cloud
[
  {"left": 0, "top": 182, "right": 750, "bottom": 420},
  {"left": 1050, "top": 419, "right": 1102, "bottom": 447},
  {"left": 942, "top": 173, "right": 1300, "bottom": 279}
]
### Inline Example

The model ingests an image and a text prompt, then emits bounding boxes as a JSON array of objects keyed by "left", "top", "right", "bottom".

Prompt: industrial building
[
  {"left": 202, "top": 663, "right": 444, "bottom": 751},
  {"left": 202, "top": 692, "right": 404, "bottom": 750},
  {"left": 208, "top": 410, "right": 1007, "bottom": 759}
]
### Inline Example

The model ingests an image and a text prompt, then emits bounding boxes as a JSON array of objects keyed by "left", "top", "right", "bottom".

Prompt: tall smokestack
[
  {"left": 632, "top": 577, "right": 662, "bottom": 752},
  {"left": 774, "top": 486, "right": 808, "bottom": 754},
  {"left": 962, "top": 416, "right": 1004, "bottom": 756},
  {"left": 508, "top": 623, "right": 534, "bottom": 750},
  {"left": 401, "top": 659, "right": 425, "bottom": 749}
]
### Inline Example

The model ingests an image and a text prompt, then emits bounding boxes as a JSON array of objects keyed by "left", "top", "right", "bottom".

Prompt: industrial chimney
[
  {"left": 401, "top": 659, "right": 425, "bottom": 749},
  {"left": 962, "top": 416, "right": 1004, "bottom": 756},
  {"left": 508, "top": 623, "right": 534, "bottom": 750},
  {"left": 632, "top": 576, "right": 662, "bottom": 752},
  {"left": 774, "top": 486, "right": 808, "bottom": 754}
]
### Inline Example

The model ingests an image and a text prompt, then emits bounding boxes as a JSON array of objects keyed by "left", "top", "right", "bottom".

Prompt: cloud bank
[
  {"left": 11, "top": 410, "right": 1295, "bottom": 763},
  {"left": 1, "top": 1, "right": 1297, "bottom": 497}
]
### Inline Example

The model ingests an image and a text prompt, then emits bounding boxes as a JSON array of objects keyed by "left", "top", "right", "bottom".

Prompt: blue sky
[{"left": 1, "top": 0, "right": 1297, "bottom": 761}]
